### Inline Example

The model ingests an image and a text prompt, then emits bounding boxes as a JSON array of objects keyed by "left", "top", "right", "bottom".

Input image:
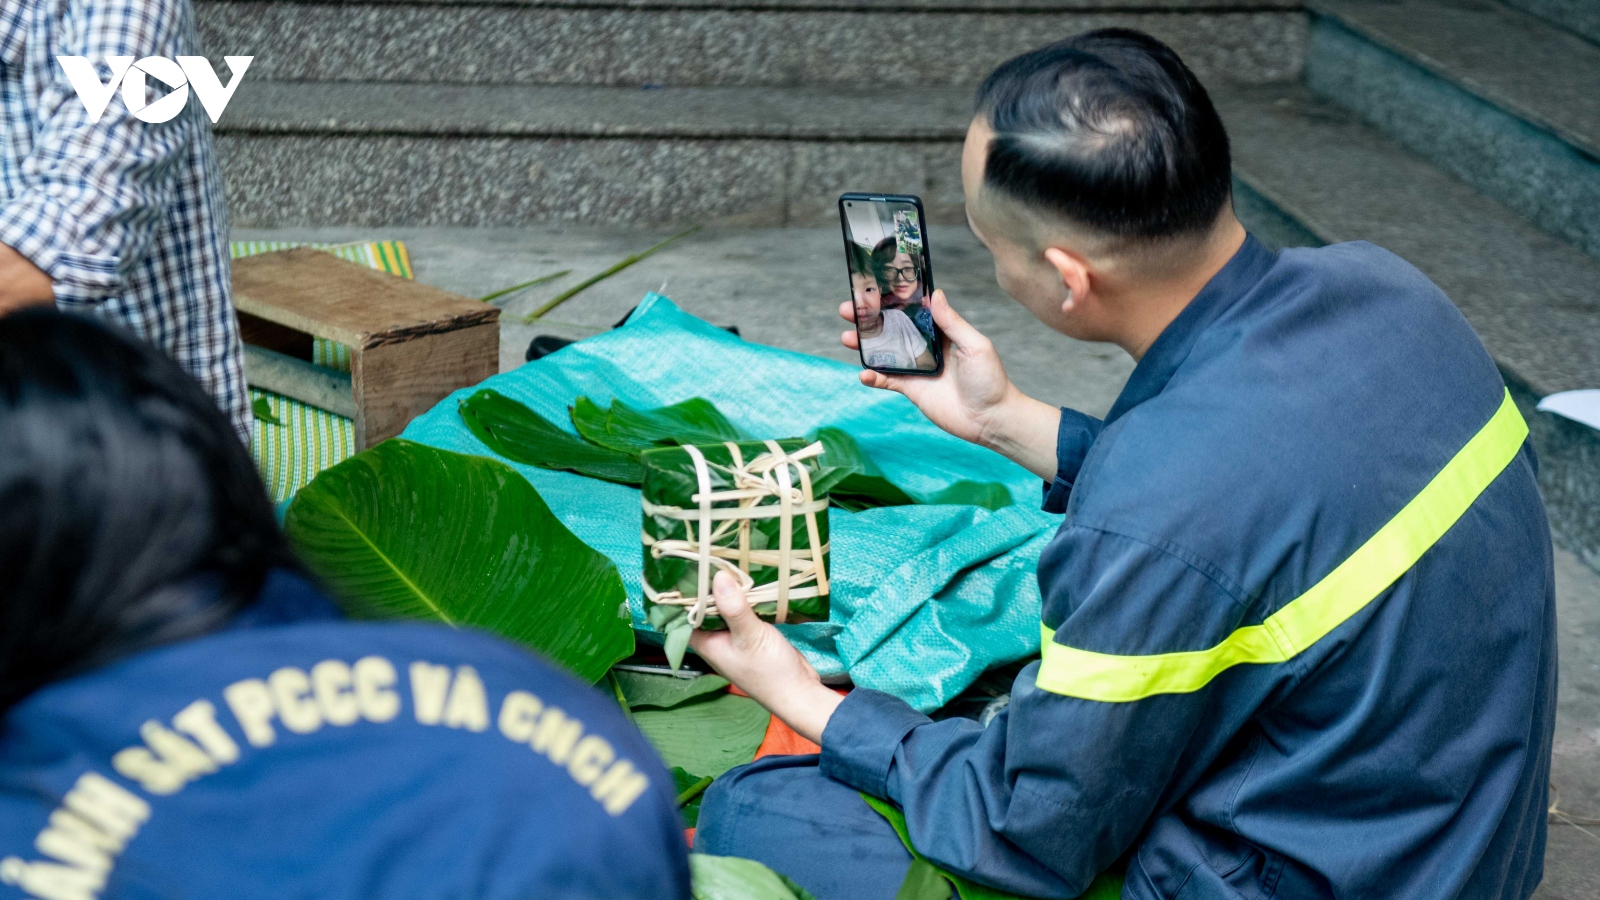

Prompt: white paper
[{"left": 1536, "top": 389, "right": 1600, "bottom": 430}]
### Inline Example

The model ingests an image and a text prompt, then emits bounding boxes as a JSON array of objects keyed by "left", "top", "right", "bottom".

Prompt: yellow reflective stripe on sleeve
[{"left": 1037, "top": 389, "right": 1528, "bottom": 703}]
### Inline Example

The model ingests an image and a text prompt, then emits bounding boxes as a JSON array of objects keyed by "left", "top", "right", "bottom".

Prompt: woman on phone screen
[
  {"left": 871, "top": 236, "right": 924, "bottom": 309},
  {"left": 871, "top": 236, "right": 936, "bottom": 349}
]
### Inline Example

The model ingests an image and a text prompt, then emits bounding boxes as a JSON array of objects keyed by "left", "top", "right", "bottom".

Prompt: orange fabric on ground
[
  {"left": 727, "top": 685, "right": 846, "bottom": 758},
  {"left": 755, "top": 713, "right": 821, "bottom": 758}
]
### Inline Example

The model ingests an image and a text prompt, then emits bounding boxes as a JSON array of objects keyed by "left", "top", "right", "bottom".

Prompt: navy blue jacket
[
  {"left": 821, "top": 236, "right": 1556, "bottom": 899},
  {"left": 0, "top": 571, "right": 690, "bottom": 900}
]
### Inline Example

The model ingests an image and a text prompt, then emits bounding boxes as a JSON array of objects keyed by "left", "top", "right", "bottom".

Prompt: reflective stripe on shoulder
[{"left": 1037, "top": 389, "right": 1529, "bottom": 703}]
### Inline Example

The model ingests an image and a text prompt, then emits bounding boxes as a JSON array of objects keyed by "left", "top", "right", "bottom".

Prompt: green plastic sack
[
  {"left": 641, "top": 439, "right": 831, "bottom": 637},
  {"left": 400, "top": 294, "right": 1059, "bottom": 712}
]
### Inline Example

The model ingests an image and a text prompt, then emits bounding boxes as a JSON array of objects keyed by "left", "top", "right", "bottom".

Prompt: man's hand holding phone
[
  {"left": 699, "top": 200, "right": 1067, "bottom": 748},
  {"left": 841, "top": 288, "right": 1063, "bottom": 481}
]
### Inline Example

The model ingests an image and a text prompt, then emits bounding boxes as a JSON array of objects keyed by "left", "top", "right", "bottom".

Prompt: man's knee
[
  {"left": 694, "top": 763, "right": 759, "bottom": 848},
  {"left": 696, "top": 755, "right": 829, "bottom": 853},
  {"left": 695, "top": 757, "right": 914, "bottom": 900}
]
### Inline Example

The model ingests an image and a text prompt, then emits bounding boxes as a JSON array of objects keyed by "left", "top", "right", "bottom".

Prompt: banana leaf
[
  {"left": 615, "top": 669, "right": 730, "bottom": 710},
  {"left": 633, "top": 692, "right": 770, "bottom": 778},
  {"left": 690, "top": 854, "right": 819, "bottom": 900},
  {"left": 572, "top": 396, "right": 743, "bottom": 455},
  {"left": 252, "top": 395, "right": 283, "bottom": 426},
  {"left": 861, "top": 795, "right": 1124, "bottom": 900},
  {"left": 673, "top": 766, "right": 712, "bottom": 827},
  {"left": 808, "top": 426, "right": 917, "bottom": 510},
  {"left": 460, "top": 388, "right": 642, "bottom": 485},
  {"left": 463, "top": 390, "right": 1007, "bottom": 513},
  {"left": 897, "top": 860, "right": 953, "bottom": 900},
  {"left": 924, "top": 481, "right": 1015, "bottom": 511},
  {"left": 284, "top": 439, "right": 634, "bottom": 684},
  {"left": 830, "top": 473, "right": 917, "bottom": 512},
  {"left": 810, "top": 426, "right": 1013, "bottom": 511}
]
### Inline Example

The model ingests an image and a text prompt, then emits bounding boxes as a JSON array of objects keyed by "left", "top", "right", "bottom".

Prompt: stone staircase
[
  {"left": 1502, "top": 0, "right": 1600, "bottom": 46},
  {"left": 198, "top": 0, "right": 1304, "bottom": 227},
  {"left": 1307, "top": 0, "right": 1600, "bottom": 260}
]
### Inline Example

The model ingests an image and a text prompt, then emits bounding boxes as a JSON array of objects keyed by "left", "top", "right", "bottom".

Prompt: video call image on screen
[{"left": 842, "top": 200, "right": 939, "bottom": 373}]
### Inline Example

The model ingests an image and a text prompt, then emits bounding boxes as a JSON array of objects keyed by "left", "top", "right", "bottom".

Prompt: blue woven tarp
[{"left": 401, "top": 294, "right": 1058, "bottom": 712}]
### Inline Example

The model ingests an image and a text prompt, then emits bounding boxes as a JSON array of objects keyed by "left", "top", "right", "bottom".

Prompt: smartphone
[{"left": 838, "top": 193, "right": 943, "bottom": 376}]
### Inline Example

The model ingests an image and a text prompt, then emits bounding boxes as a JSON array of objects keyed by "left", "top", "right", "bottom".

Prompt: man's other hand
[
  {"left": 0, "top": 243, "right": 55, "bottom": 314},
  {"left": 841, "top": 289, "right": 1063, "bottom": 479},
  {"left": 688, "top": 571, "right": 843, "bottom": 745}
]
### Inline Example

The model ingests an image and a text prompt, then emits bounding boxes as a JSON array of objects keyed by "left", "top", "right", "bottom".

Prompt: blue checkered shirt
[{"left": 0, "top": 1, "right": 247, "bottom": 439}]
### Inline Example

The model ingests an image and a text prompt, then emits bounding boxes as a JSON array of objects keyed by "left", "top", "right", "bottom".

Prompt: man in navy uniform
[
  {"left": 0, "top": 311, "right": 691, "bottom": 900},
  {"left": 690, "top": 29, "right": 1556, "bottom": 900}
]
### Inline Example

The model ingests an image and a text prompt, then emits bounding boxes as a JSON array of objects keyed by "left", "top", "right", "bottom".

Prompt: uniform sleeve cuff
[
  {"left": 819, "top": 689, "right": 928, "bottom": 798},
  {"left": 1041, "top": 408, "right": 1103, "bottom": 514}
]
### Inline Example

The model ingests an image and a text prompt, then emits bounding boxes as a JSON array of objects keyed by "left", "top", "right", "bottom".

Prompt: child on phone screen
[{"left": 852, "top": 269, "right": 932, "bottom": 370}]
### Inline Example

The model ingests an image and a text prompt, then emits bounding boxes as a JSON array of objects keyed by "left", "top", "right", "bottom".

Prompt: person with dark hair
[
  {"left": 870, "top": 236, "right": 924, "bottom": 311},
  {"left": 0, "top": 310, "right": 691, "bottom": 899},
  {"left": 690, "top": 28, "right": 1554, "bottom": 900}
]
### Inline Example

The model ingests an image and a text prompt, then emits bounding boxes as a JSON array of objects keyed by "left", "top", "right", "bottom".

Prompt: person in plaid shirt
[{"left": 0, "top": 1, "right": 247, "bottom": 440}]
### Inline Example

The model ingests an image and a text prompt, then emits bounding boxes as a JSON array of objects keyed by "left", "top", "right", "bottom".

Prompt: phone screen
[{"left": 839, "top": 194, "right": 943, "bottom": 376}]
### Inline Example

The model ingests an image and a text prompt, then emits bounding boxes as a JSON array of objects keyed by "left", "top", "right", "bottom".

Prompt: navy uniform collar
[
  {"left": 1040, "top": 233, "right": 1276, "bottom": 513},
  {"left": 1102, "top": 233, "right": 1277, "bottom": 427},
  {"left": 225, "top": 569, "right": 345, "bottom": 631}
]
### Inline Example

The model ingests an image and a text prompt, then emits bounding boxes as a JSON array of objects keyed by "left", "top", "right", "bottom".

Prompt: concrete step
[
  {"left": 1219, "top": 80, "right": 1600, "bottom": 573},
  {"left": 215, "top": 79, "right": 1312, "bottom": 233},
  {"left": 195, "top": 0, "right": 1306, "bottom": 87},
  {"left": 1501, "top": 0, "right": 1600, "bottom": 45},
  {"left": 216, "top": 81, "right": 974, "bottom": 227},
  {"left": 1305, "top": 0, "right": 1600, "bottom": 260},
  {"left": 221, "top": 80, "right": 976, "bottom": 140}
]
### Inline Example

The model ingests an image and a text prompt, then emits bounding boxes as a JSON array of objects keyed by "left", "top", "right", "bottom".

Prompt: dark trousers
[{"left": 694, "top": 754, "right": 915, "bottom": 899}]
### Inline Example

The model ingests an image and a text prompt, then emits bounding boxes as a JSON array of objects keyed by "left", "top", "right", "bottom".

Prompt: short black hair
[
  {"left": 846, "top": 241, "right": 876, "bottom": 282},
  {"left": 0, "top": 310, "right": 295, "bottom": 714},
  {"left": 974, "top": 29, "right": 1232, "bottom": 241}
]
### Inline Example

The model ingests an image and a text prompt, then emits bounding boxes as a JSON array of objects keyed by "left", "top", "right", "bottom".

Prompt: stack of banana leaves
[
  {"left": 282, "top": 393, "right": 1125, "bottom": 899},
  {"left": 455, "top": 388, "right": 1015, "bottom": 511}
]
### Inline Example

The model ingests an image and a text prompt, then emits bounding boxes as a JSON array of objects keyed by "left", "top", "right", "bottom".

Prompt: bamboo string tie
[{"left": 643, "top": 440, "right": 830, "bottom": 627}]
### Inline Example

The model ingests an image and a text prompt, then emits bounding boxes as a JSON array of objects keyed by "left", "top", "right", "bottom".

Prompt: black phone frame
[{"left": 837, "top": 192, "right": 944, "bottom": 377}]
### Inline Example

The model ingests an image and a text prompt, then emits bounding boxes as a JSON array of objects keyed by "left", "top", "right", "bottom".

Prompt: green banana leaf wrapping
[{"left": 641, "top": 439, "right": 831, "bottom": 643}]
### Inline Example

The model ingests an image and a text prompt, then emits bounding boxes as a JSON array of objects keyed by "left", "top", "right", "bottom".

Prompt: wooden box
[{"left": 233, "top": 248, "right": 499, "bottom": 448}]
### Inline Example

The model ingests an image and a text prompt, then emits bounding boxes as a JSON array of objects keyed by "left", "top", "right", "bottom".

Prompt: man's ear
[{"left": 1042, "top": 247, "right": 1090, "bottom": 312}]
